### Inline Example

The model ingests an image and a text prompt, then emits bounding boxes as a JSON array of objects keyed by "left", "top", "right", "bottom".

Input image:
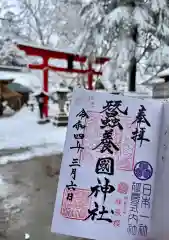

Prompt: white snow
[
  {"left": 0, "top": 71, "right": 41, "bottom": 90},
  {"left": 0, "top": 77, "right": 13, "bottom": 82},
  {"left": 0, "top": 107, "right": 67, "bottom": 164},
  {"left": 16, "top": 41, "right": 57, "bottom": 52},
  {"left": 144, "top": 77, "right": 165, "bottom": 86},
  {"left": 25, "top": 233, "right": 30, "bottom": 240},
  {"left": 157, "top": 68, "right": 169, "bottom": 77},
  {"left": 0, "top": 177, "right": 10, "bottom": 198},
  {"left": 0, "top": 65, "right": 23, "bottom": 71}
]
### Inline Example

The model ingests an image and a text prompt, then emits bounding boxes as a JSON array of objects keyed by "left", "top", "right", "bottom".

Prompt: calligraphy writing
[
  {"left": 94, "top": 100, "right": 128, "bottom": 154},
  {"left": 66, "top": 181, "right": 77, "bottom": 191},
  {"left": 95, "top": 157, "right": 114, "bottom": 175},
  {"left": 85, "top": 100, "right": 128, "bottom": 224},
  {"left": 70, "top": 140, "right": 84, "bottom": 153},
  {"left": 132, "top": 105, "right": 150, "bottom": 128},
  {"left": 76, "top": 108, "right": 89, "bottom": 119},
  {"left": 128, "top": 182, "right": 141, "bottom": 235},
  {"left": 131, "top": 105, "right": 151, "bottom": 147},
  {"left": 130, "top": 182, "right": 141, "bottom": 213},
  {"left": 67, "top": 108, "right": 89, "bottom": 201},
  {"left": 85, "top": 202, "right": 114, "bottom": 223},
  {"left": 128, "top": 182, "right": 150, "bottom": 237},
  {"left": 141, "top": 184, "right": 151, "bottom": 209},
  {"left": 93, "top": 129, "right": 119, "bottom": 154},
  {"left": 89, "top": 177, "right": 115, "bottom": 202},
  {"left": 128, "top": 224, "right": 148, "bottom": 237},
  {"left": 100, "top": 100, "right": 128, "bottom": 130}
]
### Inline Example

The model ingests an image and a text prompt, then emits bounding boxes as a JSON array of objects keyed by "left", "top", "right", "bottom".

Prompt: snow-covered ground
[{"left": 0, "top": 107, "right": 67, "bottom": 164}]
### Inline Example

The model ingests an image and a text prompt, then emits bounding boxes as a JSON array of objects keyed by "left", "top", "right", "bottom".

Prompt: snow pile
[
  {"left": 0, "top": 107, "right": 67, "bottom": 164},
  {"left": 0, "top": 178, "right": 10, "bottom": 199}
]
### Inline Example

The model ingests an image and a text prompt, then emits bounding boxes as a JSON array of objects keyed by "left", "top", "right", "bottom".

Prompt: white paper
[
  {"left": 151, "top": 102, "right": 169, "bottom": 240},
  {"left": 52, "top": 88, "right": 163, "bottom": 240}
]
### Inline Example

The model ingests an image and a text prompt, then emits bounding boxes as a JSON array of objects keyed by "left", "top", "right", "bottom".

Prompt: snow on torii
[{"left": 17, "top": 42, "right": 109, "bottom": 118}]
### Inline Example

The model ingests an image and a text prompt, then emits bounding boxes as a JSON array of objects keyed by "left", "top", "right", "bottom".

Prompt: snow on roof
[
  {"left": 124, "top": 92, "right": 152, "bottom": 98},
  {"left": 0, "top": 65, "right": 23, "bottom": 72},
  {"left": 0, "top": 75, "right": 14, "bottom": 81},
  {"left": 157, "top": 68, "right": 169, "bottom": 77},
  {"left": 141, "top": 72, "right": 165, "bottom": 85},
  {"left": 143, "top": 77, "right": 165, "bottom": 86},
  {"left": 17, "top": 40, "right": 62, "bottom": 53},
  {"left": 0, "top": 71, "right": 41, "bottom": 90}
]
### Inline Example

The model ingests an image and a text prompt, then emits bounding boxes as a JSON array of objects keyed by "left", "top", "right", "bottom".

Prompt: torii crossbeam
[{"left": 17, "top": 43, "right": 109, "bottom": 117}]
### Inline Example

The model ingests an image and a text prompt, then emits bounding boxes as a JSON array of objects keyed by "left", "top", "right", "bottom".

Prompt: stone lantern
[{"left": 53, "top": 83, "right": 70, "bottom": 127}]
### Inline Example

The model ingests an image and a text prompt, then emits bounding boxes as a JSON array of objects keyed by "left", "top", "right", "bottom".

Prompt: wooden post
[{"left": 88, "top": 62, "right": 93, "bottom": 90}]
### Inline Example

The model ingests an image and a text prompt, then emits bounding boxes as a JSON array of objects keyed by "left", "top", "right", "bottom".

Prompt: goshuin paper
[{"left": 51, "top": 88, "right": 164, "bottom": 240}]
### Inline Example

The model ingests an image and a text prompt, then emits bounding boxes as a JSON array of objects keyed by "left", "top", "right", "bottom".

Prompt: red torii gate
[{"left": 17, "top": 43, "right": 109, "bottom": 117}]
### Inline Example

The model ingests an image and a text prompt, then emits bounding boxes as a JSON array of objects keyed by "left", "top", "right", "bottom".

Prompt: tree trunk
[
  {"left": 128, "top": 56, "right": 136, "bottom": 92},
  {"left": 128, "top": 7, "right": 138, "bottom": 92}
]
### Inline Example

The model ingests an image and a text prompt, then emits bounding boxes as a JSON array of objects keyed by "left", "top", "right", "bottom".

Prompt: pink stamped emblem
[
  {"left": 115, "top": 116, "right": 136, "bottom": 171},
  {"left": 113, "top": 220, "right": 120, "bottom": 227},
  {"left": 117, "top": 182, "right": 129, "bottom": 194},
  {"left": 114, "top": 209, "right": 121, "bottom": 216},
  {"left": 115, "top": 198, "right": 122, "bottom": 205},
  {"left": 61, "top": 188, "right": 91, "bottom": 220},
  {"left": 82, "top": 111, "right": 136, "bottom": 171},
  {"left": 81, "top": 111, "right": 103, "bottom": 165}
]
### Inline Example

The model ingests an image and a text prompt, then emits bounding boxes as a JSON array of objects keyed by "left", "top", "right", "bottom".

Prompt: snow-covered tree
[
  {"left": 13, "top": 0, "right": 58, "bottom": 46},
  {"left": 0, "top": 11, "right": 22, "bottom": 39},
  {"left": 0, "top": 39, "right": 27, "bottom": 67},
  {"left": 53, "top": 0, "right": 83, "bottom": 51},
  {"left": 0, "top": 4, "right": 27, "bottom": 67},
  {"left": 77, "top": 0, "right": 169, "bottom": 91},
  {"left": 0, "top": 0, "right": 24, "bottom": 40},
  {"left": 0, "top": 0, "right": 83, "bottom": 64},
  {"left": 12, "top": 0, "right": 83, "bottom": 50}
]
